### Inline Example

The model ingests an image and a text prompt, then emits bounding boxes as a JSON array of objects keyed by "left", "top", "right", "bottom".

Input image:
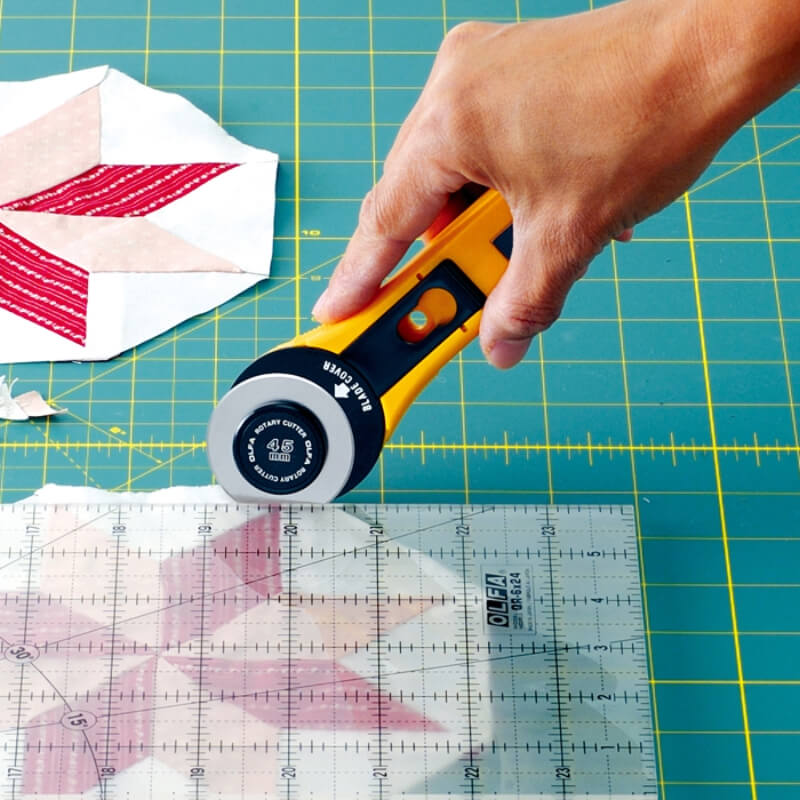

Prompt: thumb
[
  {"left": 313, "top": 162, "right": 461, "bottom": 323},
  {"left": 480, "top": 212, "right": 590, "bottom": 369}
]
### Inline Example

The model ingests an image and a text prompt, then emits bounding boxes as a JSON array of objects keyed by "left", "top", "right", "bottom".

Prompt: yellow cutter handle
[{"left": 286, "top": 188, "right": 513, "bottom": 438}]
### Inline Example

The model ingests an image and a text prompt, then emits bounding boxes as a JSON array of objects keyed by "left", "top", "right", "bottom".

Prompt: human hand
[{"left": 312, "top": 0, "right": 800, "bottom": 367}]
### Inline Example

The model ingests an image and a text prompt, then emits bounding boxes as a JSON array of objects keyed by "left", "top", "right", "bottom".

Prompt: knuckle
[
  {"left": 421, "top": 77, "right": 485, "bottom": 149},
  {"left": 495, "top": 296, "right": 560, "bottom": 338},
  {"left": 440, "top": 21, "right": 486, "bottom": 53}
]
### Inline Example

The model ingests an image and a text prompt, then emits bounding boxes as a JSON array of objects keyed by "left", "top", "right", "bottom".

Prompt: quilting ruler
[{"left": 0, "top": 503, "right": 656, "bottom": 799}]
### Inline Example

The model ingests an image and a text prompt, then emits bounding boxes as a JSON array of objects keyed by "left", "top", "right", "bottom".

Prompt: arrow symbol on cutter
[{"left": 334, "top": 382, "right": 350, "bottom": 399}]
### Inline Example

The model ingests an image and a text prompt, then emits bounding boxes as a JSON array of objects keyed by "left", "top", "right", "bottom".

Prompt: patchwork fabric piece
[
  {"left": 0, "top": 221, "right": 88, "bottom": 344},
  {"left": 1, "top": 162, "right": 239, "bottom": 217},
  {"left": 0, "top": 87, "right": 100, "bottom": 208},
  {"left": 0, "top": 66, "right": 278, "bottom": 363}
]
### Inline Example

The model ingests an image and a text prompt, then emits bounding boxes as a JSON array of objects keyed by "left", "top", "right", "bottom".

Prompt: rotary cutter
[{"left": 207, "top": 188, "right": 513, "bottom": 502}]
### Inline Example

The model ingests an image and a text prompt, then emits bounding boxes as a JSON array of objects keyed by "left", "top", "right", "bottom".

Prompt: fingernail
[
  {"left": 486, "top": 338, "right": 532, "bottom": 369},
  {"left": 311, "top": 291, "right": 328, "bottom": 321}
]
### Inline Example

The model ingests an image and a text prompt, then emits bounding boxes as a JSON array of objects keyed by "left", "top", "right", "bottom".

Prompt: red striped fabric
[
  {"left": 1, "top": 162, "right": 238, "bottom": 217},
  {"left": 0, "top": 222, "right": 88, "bottom": 344}
]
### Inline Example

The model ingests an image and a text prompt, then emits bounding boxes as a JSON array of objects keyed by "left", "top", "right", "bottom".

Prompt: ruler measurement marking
[
  {"left": 191, "top": 509, "right": 212, "bottom": 795},
  {"left": 457, "top": 511, "right": 479, "bottom": 797},
  {"left": 8, "top": 509, "right": 37, "bottom": 800},
  {"left": 503, "top": 507, "right": 523, "bottom": 798},
  {"left": 543, "top": 510, "right": 570, "bottom": 799},
  {"left": 370, "top": 509, "right": 388, "bottom": 798},
  {"left": 100, "top": 508, "right": 127, "bottom": 795},
  {"left": 282, "top": 506, "right": 297, "bottom": 800}
]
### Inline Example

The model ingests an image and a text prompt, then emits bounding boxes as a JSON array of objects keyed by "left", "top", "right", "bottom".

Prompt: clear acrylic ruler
[{"left": 0, "top": 503, "right": 657, "bottom": 799}]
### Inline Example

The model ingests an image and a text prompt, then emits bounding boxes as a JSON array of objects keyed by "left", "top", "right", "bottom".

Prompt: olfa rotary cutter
[{"left": 207, "top": 188, "right": 513, "bottom": 502}]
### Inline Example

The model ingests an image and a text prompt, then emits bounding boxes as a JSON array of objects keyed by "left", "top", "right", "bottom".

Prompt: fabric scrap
[{"left": 0, "top": 376, "right": 65, "bottom": 420}]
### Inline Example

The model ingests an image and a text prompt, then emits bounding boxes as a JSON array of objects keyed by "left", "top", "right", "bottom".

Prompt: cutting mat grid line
[{"left": 0, "top": 1, "right": 798, "bottom": 797}]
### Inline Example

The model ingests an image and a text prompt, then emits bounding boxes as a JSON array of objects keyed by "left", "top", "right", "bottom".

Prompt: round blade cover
[{"left": 207, "top": 373, "right": 355, "bottom": 503}]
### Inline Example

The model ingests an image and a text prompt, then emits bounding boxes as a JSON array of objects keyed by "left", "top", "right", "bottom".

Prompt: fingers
[
  {"left": 480, "top": 211, "right": 591, "bottom": 369},
  {"left": 312, "top": 158, "right": 462, "bottom": 323}
]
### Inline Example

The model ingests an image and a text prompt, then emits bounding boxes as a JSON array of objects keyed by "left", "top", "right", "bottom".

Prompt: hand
[{"left": 312, "top": 0, "right": 800, "bottom": 368}]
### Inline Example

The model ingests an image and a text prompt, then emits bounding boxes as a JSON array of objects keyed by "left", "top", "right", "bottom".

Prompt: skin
[{"left": 312, "top": 0, "right": 800, "bottom": 368}]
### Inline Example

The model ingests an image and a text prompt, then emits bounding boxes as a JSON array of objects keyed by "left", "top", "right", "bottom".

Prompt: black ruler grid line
[
  {"left": 504, "top": 505, "right": 523, "bottom": 799},
  {"left": 543, "top": 508, "right": 571, "bottom": 799},
  {"left": 369, "top": 506, "right": 388, "bottom": 799},
  {"left": 415, "top": 506, "right": 431, "bottom": 798},
  {"left": 329, "top": 508, "right": 339, "bottom": 798},
  {"left": 281, "top": 505, "right": 296, "bottom": 800},
  {"left": 100, "top": 508, "right": 126, "bottom": 798},
  {"left": 7, "top": 507, "right": 37, "bottom": 800},
  {"left": 457, "top": 507, "right": 480, "bottom": 798},
  {"left": 191, "top": 507, "right": 212, "bottom": 798}
]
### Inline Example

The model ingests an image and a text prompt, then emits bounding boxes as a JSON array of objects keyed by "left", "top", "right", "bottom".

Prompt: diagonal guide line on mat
[
  {"left": 685, "top": 192, "right": 758, "bottom": 800},
  {"left": 210, "top": 0, "right": 225, "bottom": 416},
  {"left": 690, "top": 132, "right": 800, "bottom": 195},
  {"left": 751, "top": 119, "right": 800, "bottom": 474}
]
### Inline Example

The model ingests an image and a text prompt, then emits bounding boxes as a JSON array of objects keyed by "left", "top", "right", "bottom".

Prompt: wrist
[{"left": 683, "top": 0, "right": 800, "bottom": 132}]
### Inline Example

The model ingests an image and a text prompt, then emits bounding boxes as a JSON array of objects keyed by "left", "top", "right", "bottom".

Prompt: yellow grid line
[
  {"left": 0, "top": 47, "right": 442, "bottom": 55},
  {"left": 0, "top": 14, "right": 562, "bottom": 21},
  {"left": 293, "top": 0, "right": 301, "bottom": 338},
  {"left": 211, "top": 0, "right": 225, "bottom": 412},
  {"left": 439, "top": 0, "right": 470, "bottom": 503},
  {"left": 367, "top": 0, "right": 385, "bottom": 504},
  {"left": 4, "top": 439, "right": 800, "bottom": 456},
  {"left": 143, "top": 0, "right": 152, "bottom": 83},
  {"left": 611, "top": 235, "right": 666, "bottom": 796},
  {"left": 650, "top": 583, "right": 800, "bottom": 588},
  {"left": 656, "top": 680, "right": 800, "bottom": 684},
  {"left": 686, "top": 192, "right": 757, "bottom": 799},
  {"left": 125, "top": 359, "right": 139, "bottom": 490}
]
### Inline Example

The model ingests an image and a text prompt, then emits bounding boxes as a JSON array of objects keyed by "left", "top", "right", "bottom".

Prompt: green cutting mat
[{"left": 0, "top": 1, "right": 798, "bottom": 797}]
